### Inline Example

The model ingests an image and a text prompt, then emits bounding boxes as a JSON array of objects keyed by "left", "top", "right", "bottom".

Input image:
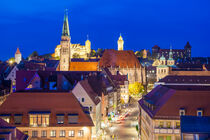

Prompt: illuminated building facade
[
  {"left": 53, "top": 12, "right": 91, "bottom": 62},
  {"left": 0, "top": 92, "right": 93, "bottom": 140},
  {"left": 138, "top": 85, "right": 210, "bottom": 140}
]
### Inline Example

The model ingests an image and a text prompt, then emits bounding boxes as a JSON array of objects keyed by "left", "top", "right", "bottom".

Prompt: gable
[{"left": 72, "top": 82, "right": 97, "bottom": 106}]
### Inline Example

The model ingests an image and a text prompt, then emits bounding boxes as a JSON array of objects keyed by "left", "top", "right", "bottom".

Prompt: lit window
[
  {"left": 158, "top": 136, "right": 164, "bottom": 140},
  {"left": 50, "top": 130, "right": 56, "bottom": 137},
  {"left": 0, "top": 115, "right": 10, "bottom": 123},
  {"left": 60, "top": 130, "right": 65, "bottom": 137},
  {"left": 29, "top": 113, "right": 50, "bottom": 127},
  {"left": 179, "top": 108, "right": 185, "bottom": 116},
  {"left": 159, "top": 121, "right": 164, "bottom": 128},
  {"left": 166, "top": 136, "right": 171, "bottom": 140},
  {"left": 23, "top": 131, "right": 28, "bottom": 135},
  {"left": 41, "top": 130, "right": 47, "bottom": 138},
  {"left": 57, "top": 114, "right": 64, "bottom": 124},
  {"left": 69, "top": 130, "right": 75, "bottom": 137},
  {"left": 32, "top": 131, "right": 38, "bottom": 138},
  {"left": 167, "top": 122, "right": 171, "bottom": 128},
  {"left": 176, "top": 122, "right": 180, "bottom": 129},
  {"left": 78, "top": 130, "right": 84, "bottom": 137},
  {"left": 197, "top": 109, "right": 203, "bottom": 116}
]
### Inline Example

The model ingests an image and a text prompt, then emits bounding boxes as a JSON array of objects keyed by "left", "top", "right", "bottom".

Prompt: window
[
  {"left": 159, "top": 121, "right": 164, "bottom": 128},
  {"left": 32, "top": 131, "right": 38, "bottom": 138},
  {"left": 14, "top": 114, "right": 22, "bottom": 124},
  {"left": 89, "top": 106, "right": 93, "bottom": 112},
  {"left": 57, "top": 115, "right": 64, "bottom": 124},
  {"left": 176, "top": 122, "right": 180, "bottom": 129},
  {"left": 41, "top": 130, "right": 47, "bottom": 137},
  {"left": 50, "top": 130, "right": 56, "bottom": 137},
  {"left": 179, "top": 108, "right": 185, "bottom": 116},
  {"left": 29, "top": 114, "right": 50, "bottom": 127},
  {"left": 0, "top": 116, "right": 10, "bottom": 123},
  {"left": 158, "top": 136, "right": 164, "bottom": 140},
  {"left": 166, "top": 136, "right": 171, "bottom": 140},
  {"left": 60, "top": 130, "right": 65, "bottom": 137},
  {"left": 167, "top": 122, "right": 171, "bottom": 128},
  {"left": 68, "top": 114, "right": 78, "bottom": 124},
  {"left": 69, "top": 130, "right": 75, "bottom": 137},
  {"left": 78, "top": 130, "right": 84, "bottom": 137},
  {"left": 23, "top": 131, "right": 28, "bottom": 135},
  {"left": 197, "top": 109, "right": 203, "bottom": 116},
  {"left": 82, "top": 98, "right": 85, "bottom": 102}
]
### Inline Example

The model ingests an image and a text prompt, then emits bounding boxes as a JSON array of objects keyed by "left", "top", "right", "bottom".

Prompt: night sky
[{"left": 0, "top": 0, "right": 210, "bottom": 60}]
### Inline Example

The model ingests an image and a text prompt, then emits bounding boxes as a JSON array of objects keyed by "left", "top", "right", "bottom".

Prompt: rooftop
[
  {"left": 139, "top": 85, "right": 210, "bottom": 119},
  {"left": 0, "top": 92, "right": 94, "bottom": 127}
]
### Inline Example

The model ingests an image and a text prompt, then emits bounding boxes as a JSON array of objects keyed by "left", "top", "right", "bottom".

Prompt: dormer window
[
  {"left": 197, "top": 109, "right": 203, "bottom": 116},
  {"left": 179, "top": 108, "right": 185, "bottom": 116}
]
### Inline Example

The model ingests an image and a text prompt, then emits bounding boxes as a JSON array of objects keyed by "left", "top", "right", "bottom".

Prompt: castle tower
[
  {"left": 15, "top": 47, "right": 22, "bottom": 64},
  {"left": 118, "top": 34, "right": 124, "bottom": 51},
  {"left": 85, "top": 35, "right": 91, "bottom": 54},
  {"left": 60, "top": 10, "right": 71, "bottom": 71},
  {"left": 184, "top": 41, "right": 191, "bottom": 59},
  {"left": 167, "top": 45, "right": 175, "bottom": 66}
]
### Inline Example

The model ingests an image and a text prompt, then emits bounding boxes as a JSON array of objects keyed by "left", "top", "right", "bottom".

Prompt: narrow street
[{"left": 104, "top": 97, "right": 140, "bottom": 140}]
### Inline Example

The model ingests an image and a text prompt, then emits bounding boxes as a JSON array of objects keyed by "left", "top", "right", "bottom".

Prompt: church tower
[
  {"left": 167, "top": 46, "right": 175, "bottom": 66},
  {"left": 118, "top": 34, "right": 124, "bottom": 51},
  {"left": 15, "top": 47, "right": 22, "bottom": 64},
  {"left": 85, "top": 35, "right": 91, "bottom": 54},
  {"left": 60, "top": 10, "right": 71, "bottom": 71}
]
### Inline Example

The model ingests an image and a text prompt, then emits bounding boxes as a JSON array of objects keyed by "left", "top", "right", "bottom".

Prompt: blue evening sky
[{"left": 0, "top": 0, "right": 209, "bottom": 60}]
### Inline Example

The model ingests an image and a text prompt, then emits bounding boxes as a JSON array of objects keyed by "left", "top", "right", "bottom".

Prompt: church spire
[
  {"left": 169, "top": 44, "right": 173, "bottom": 59},
  {"left": 62, "top": 9, "right": 70, "bottom": 37}
]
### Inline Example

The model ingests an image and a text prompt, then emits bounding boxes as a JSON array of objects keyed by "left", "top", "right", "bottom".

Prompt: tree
[
  {"left": 97, "top": 48, "right": 104, "bottom": 56},
  {"left": 90, "top": 50, "right": 96, "bottom": 57},
  {"left": 129, "top": 82, "right": 144, "bottom": 96},
  {"left": 135, "top": 51, "right": 143, "bottom": 58},
  {"left": 29, "top": 51, "right": 39, "bottom": 58},
  {"left": 72, "top": 53, "right": 80, "bottom": 58}
]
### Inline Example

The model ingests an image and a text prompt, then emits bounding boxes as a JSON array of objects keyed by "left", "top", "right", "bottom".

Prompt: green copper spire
[
  {"left": 62, "top": 9, "right": 70, "bottom": 37},
  {"left": 168, "top": 44, "right": 173, "bottom": 60}
]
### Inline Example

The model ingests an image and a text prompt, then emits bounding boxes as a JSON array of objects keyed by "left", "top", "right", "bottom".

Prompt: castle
[
  {"left": 152, "top": 42, "right": 191, "bottom": 60},
  {"left": 52, "top": 11, "right": 91, "bottom": 61}
]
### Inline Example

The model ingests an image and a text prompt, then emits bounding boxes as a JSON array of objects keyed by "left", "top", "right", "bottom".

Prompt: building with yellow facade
[
  {"left": 52, "top": 11, "right": 91, "bottom": 60},
  {"left": 138, "top": 85, "right": 210, "bottom": 140}
]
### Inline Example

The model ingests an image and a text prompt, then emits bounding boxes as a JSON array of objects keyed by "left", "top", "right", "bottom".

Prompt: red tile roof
[
  {"left": 69, "top": 62, "right": 98, "bottom": 71},
  {"left": 0, "top": 92, "right": 94, "bottom": 127},
  {"left": 15, "top": 48, "right": 21, "bottom": 54},
  {"left": 139, "top": 85, "right": 210, "bottom": 119},
  {"left": 99, "top": 49, "right": 142, "bottom": 68}
]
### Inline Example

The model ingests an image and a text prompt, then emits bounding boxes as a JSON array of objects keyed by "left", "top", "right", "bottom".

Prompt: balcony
[{"left": 154, "top": 128, "right": 180, "bottom": 134}]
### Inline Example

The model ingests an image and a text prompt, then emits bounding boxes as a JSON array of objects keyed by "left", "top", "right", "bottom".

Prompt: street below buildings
[{"left": 103, "top": 97, "right": 139, "bottom": 140}]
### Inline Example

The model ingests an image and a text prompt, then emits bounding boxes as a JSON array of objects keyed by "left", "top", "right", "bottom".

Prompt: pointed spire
[
  {"left": 62, "top": 9, "right": 70, "bottom": 37},
  {"left": 169, "top": 44, "right": 173, "bottom": 59},
  {"left": 119, "top": 33, "right": 123, "bottom": 40},
  {"left": 15, "top": 47, "right": 21, "bottom": 54},
  {"left": 87, "top": 34, "right": 89, "bottom": 40}
]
